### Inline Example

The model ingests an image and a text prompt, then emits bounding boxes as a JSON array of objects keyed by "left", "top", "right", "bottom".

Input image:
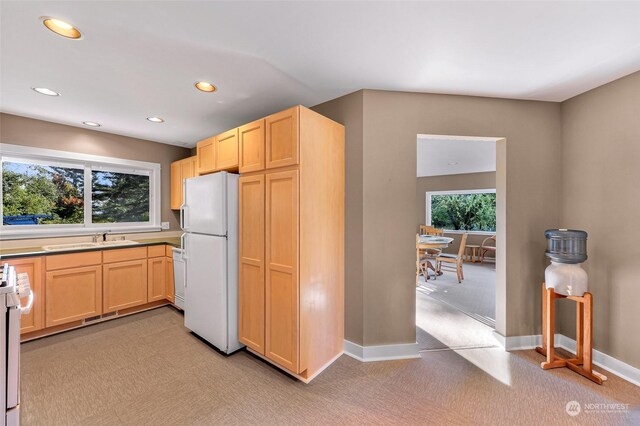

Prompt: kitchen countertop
[{"left": 0, "top": 237, "right": 181, "bottom": 260}]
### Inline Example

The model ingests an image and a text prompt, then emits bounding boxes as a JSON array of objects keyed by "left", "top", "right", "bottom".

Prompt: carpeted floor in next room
[
  {"left": 21, "top": 307, "right": 640, "bottom": 425},
  {"left": 419, "top": 261, "right": 496, "bottom": 327}
]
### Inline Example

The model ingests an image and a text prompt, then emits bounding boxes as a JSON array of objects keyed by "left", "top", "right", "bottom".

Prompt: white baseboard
[
  {"left": 555, "top": 335, "right": 640, "bottom": 387},
  {"left": 343, "top": 340, "right": 420, "bottom": 362},
  {"left": 492, "top": 331, "right": 640, "bottom": 387}
]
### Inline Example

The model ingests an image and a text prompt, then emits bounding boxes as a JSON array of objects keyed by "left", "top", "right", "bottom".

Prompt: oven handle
[{"left": 20, "top": 290, "right": 34, "bottom": 315}]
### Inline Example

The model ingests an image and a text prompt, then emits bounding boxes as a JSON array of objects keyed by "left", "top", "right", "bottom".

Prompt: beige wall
[
  {"left": 315, "top": 90, "right": 563, "bottom": 346},
  {"left": 559, "top": 71, "right": 640, "bottom": 368},
  {"left": 0, "top": 113, "right": 191, "bottom": 234},
  {"left": 312, "top": 91, "right": 364, "bottom": 344}
]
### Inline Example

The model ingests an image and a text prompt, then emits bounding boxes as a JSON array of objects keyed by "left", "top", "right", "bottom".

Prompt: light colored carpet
[
  {"left": 21, "top": 307, "right": 640, "bottom": 425},
  {"left": 416, "top": 290, "right": 498, "bottom": 351},
  {"left": 420, "top": 261, "right": 496, "bottom": 327}
]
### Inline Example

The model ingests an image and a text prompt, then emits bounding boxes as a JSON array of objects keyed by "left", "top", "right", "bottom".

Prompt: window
[
  {"left": 1, "top": 144, "right": 161, "bottom": 239},
  {"left": 426, "top": 189, "right": 496, "bottom": 233}
]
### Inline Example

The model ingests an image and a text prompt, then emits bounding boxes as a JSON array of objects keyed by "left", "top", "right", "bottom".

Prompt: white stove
[{"left": 1, "top": 263, "right": 33, "bottom": 426}]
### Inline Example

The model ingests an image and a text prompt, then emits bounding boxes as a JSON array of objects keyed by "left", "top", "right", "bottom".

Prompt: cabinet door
[
  {"left": 7, "top": 257, "right": 44, "bottom": 334},
  {"left": 182, "top": 156, "right": 196, "bottom": 180},
  {"left": 215, "top": 128, "right": 239, "bottom": 170},
  {"left": 188, "top": 156, "right": 197, "bottom": 178},
  {"left": 266, "top": 106, "right": 299, "bottom": 169},
  {"left": 148, "top": 257, "right": 166, "bottom": 302},
  {"left": 170, "top": 160, "right": 182, "bottom": 210},
  {"left": 45, "top": 265, "right": 102, "bottom": 327},
  {"left": 103, "top": 260, "right": 147, "bottom": 313},
  {"left": 238, "top": 175, "right": 265, "bottom": 354},
  {"left": 265, "top": 170, "right": 299, "bottom": 372},
  {"left": 166, "top": 257, "right": 175, "bottom": 303},
  {"left": 197, "top": 137, "right": 216, "bottom": 175},
  {"left": 239, "top": 120, "right": 265, "bottom": 173}
]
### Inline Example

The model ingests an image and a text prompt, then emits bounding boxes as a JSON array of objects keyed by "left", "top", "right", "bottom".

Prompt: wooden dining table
[{"left": 416, "top": 235, "right": 454, "bottom": 284}]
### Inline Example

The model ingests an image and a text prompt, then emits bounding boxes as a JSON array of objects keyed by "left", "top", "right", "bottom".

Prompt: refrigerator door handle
[
  {"left": 181, "top": 178, "right": 189, "bottom": 231},
  {"left": 181, "top": 233, "right": 188, "bottom": 260}
]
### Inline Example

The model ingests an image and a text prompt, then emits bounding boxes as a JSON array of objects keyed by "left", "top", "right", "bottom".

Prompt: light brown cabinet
[
  {"left": 170, "top": 156, "right": 197, "bottom": 210},
  {"left": 6, "top": 257, "right": 44, "bottom": 334},
  {"left": 215, "top": 128, "right": 239, "bottom": 171},
  {"left": 103, "top": 259, "right": 148, "bottom": 313},
  {"left": 17, "top": 244, "right": 177, "bottom": 339},
  {"left": 45, "top": 265, "right": 102, "bottom": 327},
  {"left": 147, "top": 257, "right": 166, "bottom": 302},
  {"left": 196, "top": 136, "right": 216, "bottom": 175},
  {"left": 265, "top": 169, "right": 300, "bottom": 372},
  {"left": 238, "top": 106, "right": 344, "bottom": 382},
  {"left": 266, "top": 106, "right": 299, "bottom": 169},
  {"left": 238, "top": 174, "right": 266, "bottom": 354},
  {"left": 239, "top": 119, "right": 265, "bottom": 173}
]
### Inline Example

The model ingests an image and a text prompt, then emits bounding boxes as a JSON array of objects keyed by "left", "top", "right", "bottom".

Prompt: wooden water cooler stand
[{"left": 535, "top": 283, "right": 607, "bottom": 385}]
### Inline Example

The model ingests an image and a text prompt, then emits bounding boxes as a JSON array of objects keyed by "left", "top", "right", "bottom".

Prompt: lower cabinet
[
  {"left": 103, "top": 260, "right": 148, "bottom": 313},
  {"left": 147, "top": 257, "right": 166, "bottom": 302},
  {"left": 17, "top": 244, "right": 177, "bottom": 338},
  {"left": 238, "top": 175, "right": 266, "bottom": 354},
  {"left": 166, "top": 257, "right": 175, "bottom": 303},
  {"left": 45, "top": 265, "right": 102, "bottom": 327},
  {"left": 7, "top": 257, "right": 44, "bottom": 334},
  {"left": 265, "top": 170, "right": 300, "bottom": 373}
]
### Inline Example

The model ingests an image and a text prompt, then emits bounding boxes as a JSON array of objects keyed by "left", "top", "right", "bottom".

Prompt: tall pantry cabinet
[{"left": 238, "top": 106, "right": 344, "bottom": 382}]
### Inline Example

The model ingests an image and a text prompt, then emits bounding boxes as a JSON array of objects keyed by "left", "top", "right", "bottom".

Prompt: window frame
[
  {"left": 426, "top": 188, "right": 496, "bottom": 235},
  {"left": 1, "top": 143, "right": 161, "bottom": 239}
]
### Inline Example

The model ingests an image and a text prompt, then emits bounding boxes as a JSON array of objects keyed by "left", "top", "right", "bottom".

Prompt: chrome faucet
[{"left": 92, "top": 232, "right": 110, "bottom": 242}]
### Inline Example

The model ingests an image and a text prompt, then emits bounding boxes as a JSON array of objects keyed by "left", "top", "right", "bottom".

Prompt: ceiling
[
  {"left": 417, "top": 136, "right": 496, "bottom": 178},
  {"left": 2, "top": 1, "right": 640, "bottom": 147}
]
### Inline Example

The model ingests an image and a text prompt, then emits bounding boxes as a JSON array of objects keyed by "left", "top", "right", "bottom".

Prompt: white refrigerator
[{"left": 181, "top": 172, "right": 243, "bottom": 354}]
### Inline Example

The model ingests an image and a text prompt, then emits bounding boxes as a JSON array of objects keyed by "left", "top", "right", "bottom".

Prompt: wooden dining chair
[
  {"left": 480, "top": 235, "right": 496, "bottom": 263},
  {"left": 426, "top": 227, "right": 444, "bottom": 237},
  {"left": 424, "top": 227, "right": 445, "bottom": 258},
  {"left": 416, "top": 234, "right": 436, "bottom": 285},
  {"left": 436, "top": 233, "right": 468, "bottom": 283},
  {"left": 419, "top": 225, "right": 429, "bottom": 235}
]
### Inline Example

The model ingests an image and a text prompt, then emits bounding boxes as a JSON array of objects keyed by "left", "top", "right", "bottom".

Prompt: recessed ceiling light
[
  {"left": 41, "top": 17, "right": 82, "bottom": 39},
  {"left": 147, "top": 117, "right": 164, "bottom": 123},
  {"left": 32, "top": 87, "right": 60, "bottom": 96},
  {"left": 83, "top": 121, "right": 101, "bottom": 127},
  {"left": 448, "top": 162, "right": 458, "bottom": 166},
  {"left": 194, "top": 81, "right": 217, "bottom": 93}
]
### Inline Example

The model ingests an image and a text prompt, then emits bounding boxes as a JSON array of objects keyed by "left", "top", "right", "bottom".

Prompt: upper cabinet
[
  {"left": 215, "top": 128, "right": 239, "bottom": 171},
  {"left": 170, "top": 156, "right": 197, "bottom": 210},
  {"left": 266, "top": 106, "right": 299, "bottom": 169},
  {"left": 239, "top": 119, "right": 265, "bottom": 173},
  {"left": 170, "top": 161, "right": 181, "bottom": 210},
  {"left": 197, "top": 136, "right": 216, "bottom": 175}
]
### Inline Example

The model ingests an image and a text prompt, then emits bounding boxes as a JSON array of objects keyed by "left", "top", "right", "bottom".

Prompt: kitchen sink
[
  {"left": 42, "top": 240, "right": 139, "bottom": 252},
  {"left": 42, "top": 242, "right": 100, "bottom": 251}
]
